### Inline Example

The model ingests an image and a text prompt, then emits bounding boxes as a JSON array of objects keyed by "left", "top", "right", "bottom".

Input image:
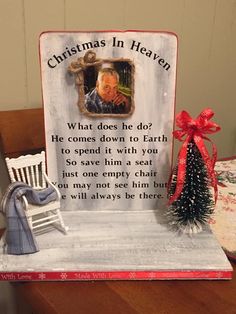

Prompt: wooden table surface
[{"left": 12, "top": 262, "right": 236, "bottom": 314}]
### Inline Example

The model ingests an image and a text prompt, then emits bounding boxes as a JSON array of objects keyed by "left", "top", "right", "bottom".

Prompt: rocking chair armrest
[
  {"left": 43, "top": 172, "right": 61, "bottom": 200},
  {"left": 22, "top": 195, "right": 29, "bottom": 209}
]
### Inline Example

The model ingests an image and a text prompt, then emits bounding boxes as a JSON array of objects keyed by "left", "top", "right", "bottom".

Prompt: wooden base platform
[{"left": 0, "top": 211, "right": 232, "bottom": 280}]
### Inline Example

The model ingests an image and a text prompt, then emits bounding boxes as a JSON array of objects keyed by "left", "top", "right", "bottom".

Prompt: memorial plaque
[
  {"left": 40, "top": 31, "right": 177, "bottom": 211},
  {"left": 0, "top": 31, "right": 232, "bottom": 281}
]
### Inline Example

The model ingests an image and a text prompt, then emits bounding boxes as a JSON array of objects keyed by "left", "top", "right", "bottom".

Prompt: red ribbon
[{"left": 168, "top": 108, "right": 221, "bottom": 205}]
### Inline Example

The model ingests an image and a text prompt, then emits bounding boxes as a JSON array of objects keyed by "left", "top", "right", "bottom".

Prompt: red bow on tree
[{"left": 168, "top": 108, "right": 221, "bottom": 205}]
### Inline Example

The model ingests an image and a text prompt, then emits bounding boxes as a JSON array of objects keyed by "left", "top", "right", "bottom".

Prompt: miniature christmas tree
[
  {"left": 168, "top": 140, "right": 214, "bottom": 233},
  {"left": 167, "top": 109, "right": 221, "bottom": 234}
]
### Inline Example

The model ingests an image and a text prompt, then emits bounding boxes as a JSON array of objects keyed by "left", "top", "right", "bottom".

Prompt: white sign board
[{"left": 40, "top": 31, "right": 177, "bottom": 211}]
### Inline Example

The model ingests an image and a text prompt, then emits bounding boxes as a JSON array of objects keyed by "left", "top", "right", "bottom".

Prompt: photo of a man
[{"left": 85, "top": 68, "right": 131, "bottom": 114}]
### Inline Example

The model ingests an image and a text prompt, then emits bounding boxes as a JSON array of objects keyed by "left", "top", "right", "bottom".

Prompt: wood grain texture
[
  {"left": 0, "top": 108, "right": 45, "bottom": 156},
  {"left": 12, "top": 263, "right": 236, "bottom": 314},
  {"left": 0, "top": 211, "right": 231, "bottom": 273}
]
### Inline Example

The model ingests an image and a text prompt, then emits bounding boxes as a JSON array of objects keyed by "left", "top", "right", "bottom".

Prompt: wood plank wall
[{"left": 0, "top": 0, "right": 235, "bottom": 157}]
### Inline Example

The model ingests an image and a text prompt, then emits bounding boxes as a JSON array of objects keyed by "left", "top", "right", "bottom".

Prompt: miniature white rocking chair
[{"left": 5, "top": 151, "right": 68, "bottom": 234}]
